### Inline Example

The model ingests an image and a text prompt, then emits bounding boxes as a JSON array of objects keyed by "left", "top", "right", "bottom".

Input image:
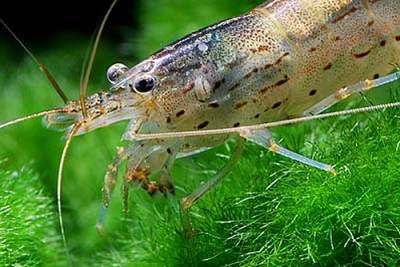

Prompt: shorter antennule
[{"left": 0, "top": 109, "right": 67, "bottom": 130}]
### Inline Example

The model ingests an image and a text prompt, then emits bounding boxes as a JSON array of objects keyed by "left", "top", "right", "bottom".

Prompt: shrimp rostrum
[{"left": 2, "top": 0, "right": 400, "bottom": 238}]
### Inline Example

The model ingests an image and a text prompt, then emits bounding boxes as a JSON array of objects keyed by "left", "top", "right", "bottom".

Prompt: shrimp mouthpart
[{"left": 43, "top": 91, "right": 146, "bottom": 136}]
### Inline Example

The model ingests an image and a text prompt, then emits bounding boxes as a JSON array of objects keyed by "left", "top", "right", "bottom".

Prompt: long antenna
[
  {"left": 0, "top": 109, "right": 66, "bottom": 130},
  {"left": 57, "top": 123, "right": 81, "bottom": 250},
  {"left": 79, "top": 0, "right": 119, "bottom": 119},
  {"left": 0, "top": 18, "right": 69, "bottom": 104},
  {"left": 134, "top": 101, "right": 400, "bottom": 140}
]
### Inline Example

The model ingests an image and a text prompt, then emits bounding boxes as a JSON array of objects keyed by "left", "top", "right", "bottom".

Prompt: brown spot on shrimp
[
  {"left": 353, "top": 49, "right": 371, "bottom": 58},
  {"left": 331, "top": 6, "right": 358, "bottom": 24},
  {"left": 260, "top": 75, "right": 290, "bottom": 94},
  {"left": 264, "top": 52, "right": 289, "bottom": 70},
  {"left": 208, "top": 102, "right": 220, "bottom": 108},
  {"left": 212, "top": 79, "right": 225, "bottom": 91},
  {"left": 229, "top": 82, "right": 241, "bottom": 91},
  {"left": 272, "top": 102, "right": 282, "bottom": 109},
  {"left": 309, "top": 89, "right": 318, "bottom": 96},
  {"left": 176, "top": 110, "right": 185, "bottom": 118},
  {"left": 234, "top": 101, "right": 248, "bottom": 109},
  {"left": 183, "top": 82, "right": 195, "bottom": 94},
  {"left": 323, "top": 63, "right": 333, "bottom": 71},
  {"left": 275, "top": 75, "right": 289, "bottom": 87},
  {"left": 197, "top": 121, "right": 209, "bottom": 129},
  {"left": 243, "top": 72, "right": 252, "bottom": 80}
]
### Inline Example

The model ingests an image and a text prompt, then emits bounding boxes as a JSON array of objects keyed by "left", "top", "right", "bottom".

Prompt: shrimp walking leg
[
  {"left": 303, "top": 71, "right": 400, "bottom": 116},
  {"left": 102, "top": 147, "right": 127, "bottom": 207},
  {"left": 97, "top": 145, "right": 140, "bottom": 231},
  {"left": 96, "top": 148, "right": 128, "bottom": 232},
  {"left": 122, "top": 141, "right": 178, "bottom": 213},
  {"left": 98, "top": 141, "right": 171, "bottom": 224},
  {"left": 180, "top": 138, "right": 244, "bottom": 239},
  {"left": 241, "top": 129, "right": 336, "bottom": 174}
]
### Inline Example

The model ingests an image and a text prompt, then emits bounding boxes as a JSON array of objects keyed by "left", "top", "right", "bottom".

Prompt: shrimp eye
[
  {"left": 107, "top": 63, "right": 129, "bottom": 84},
  {"left": 134, "top": 75, "right": 155, "bottom": 93}
]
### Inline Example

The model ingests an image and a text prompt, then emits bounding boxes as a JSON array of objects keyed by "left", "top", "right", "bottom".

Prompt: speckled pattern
[
  {"left": 47, "top": 0, "right": 400, "bottom": 175},
  {"left": 126, "top": 0, "right": 399, "bottom": 132},
  {"left": 79, "top": 0, "right": 394, "bottom": 155}
]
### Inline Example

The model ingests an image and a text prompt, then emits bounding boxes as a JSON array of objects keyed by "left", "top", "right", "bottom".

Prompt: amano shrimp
[{"left": 1, "top": 0, "right": 400, "bottom": 241}]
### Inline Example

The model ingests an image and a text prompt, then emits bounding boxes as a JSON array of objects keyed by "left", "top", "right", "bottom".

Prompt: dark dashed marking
[
  {"left": 335, "top": 36, "right": 341, "bottom": 41},
  {"left": 264, "top": 52, "right": 290, "bottom": 70},
  {"left": 353, "top": 50, "right": 371, "bottom": 58},
  {"left": 276, "top": 52, "right": 290, "bottom": 65},
  {"left": 166, "top": 116, "right": 172, "bottom": 123},
  {"left": 373, "top": 73, "right": 380, "bottom": 79},
  {"left": 229, "top": 82, "right": 241, "bottom": 91},
  {"left": 184, "top": 143, "right": 191, "bottom": 149},
  {"left": 396, "top": 36, "right": 400, "bottom": 41},
  {"left": 309, "top": 89, "right": 317, "bottom": 96},
  {"left": 332, "top": 6, "right": 358, "bottom": 24},
  {"left": 208, "top": 102, "right": 220, "bottom": 108},
  {"left": 368, "top": 20, "right": 375, "bottom": 27},
  {"left": 244, "top": 72, "right": 252, "bottom": 80},
  {"left": 253, "top": 68, "right": 259, "bottom": 73},
  {"left": 167, "top": 148, "right": 172, "bottom": 154},
  {"left": 235, "top": 101, "right": 248, "bottom": 109},
  {"left": 309, "top": 47, "right": 317, "bottom": 52},
  {"left": 233, "top": 122, "right": 241, "bottom": 127},
  {"left": 254, "top": 113, "right": 261, "bottom": 119},
  {"left": 183, "top": 82, "right": 195, "bottom": 94},
  {"left": 213, "top": 79, "right": 225, "bottom": 91},
  {"left": 197, "top": 121, "right": 209, "bottom": 129},
  {"left": 380, "top": 40, "right": 387, "bottom": 47},
  {"left": 272, "top": 102, "right": 282, "bottom": 109},
  {"left": 323, "top": 63, "right": 333, "bottom": 70},
  {"left": 261, "top": 75, "right": 290, "bottom": 94},
  {"left": 275, "top": 75, "right": 289, "bottom": 86},
  {"left": 264, "top": 63, "right": 273, "bottom": 70},
  {"left": 176, "top": 110, "right": 185, "bottom": 118}
]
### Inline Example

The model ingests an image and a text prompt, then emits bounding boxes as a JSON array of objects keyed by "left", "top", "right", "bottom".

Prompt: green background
[{"left": 1, "top": 0, "right": 400, "bottom": 266}]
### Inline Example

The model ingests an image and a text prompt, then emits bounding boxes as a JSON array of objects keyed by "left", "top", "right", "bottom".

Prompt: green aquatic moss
[{"left": 0, "top": 168, "right": 65, "bottom": 266}]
